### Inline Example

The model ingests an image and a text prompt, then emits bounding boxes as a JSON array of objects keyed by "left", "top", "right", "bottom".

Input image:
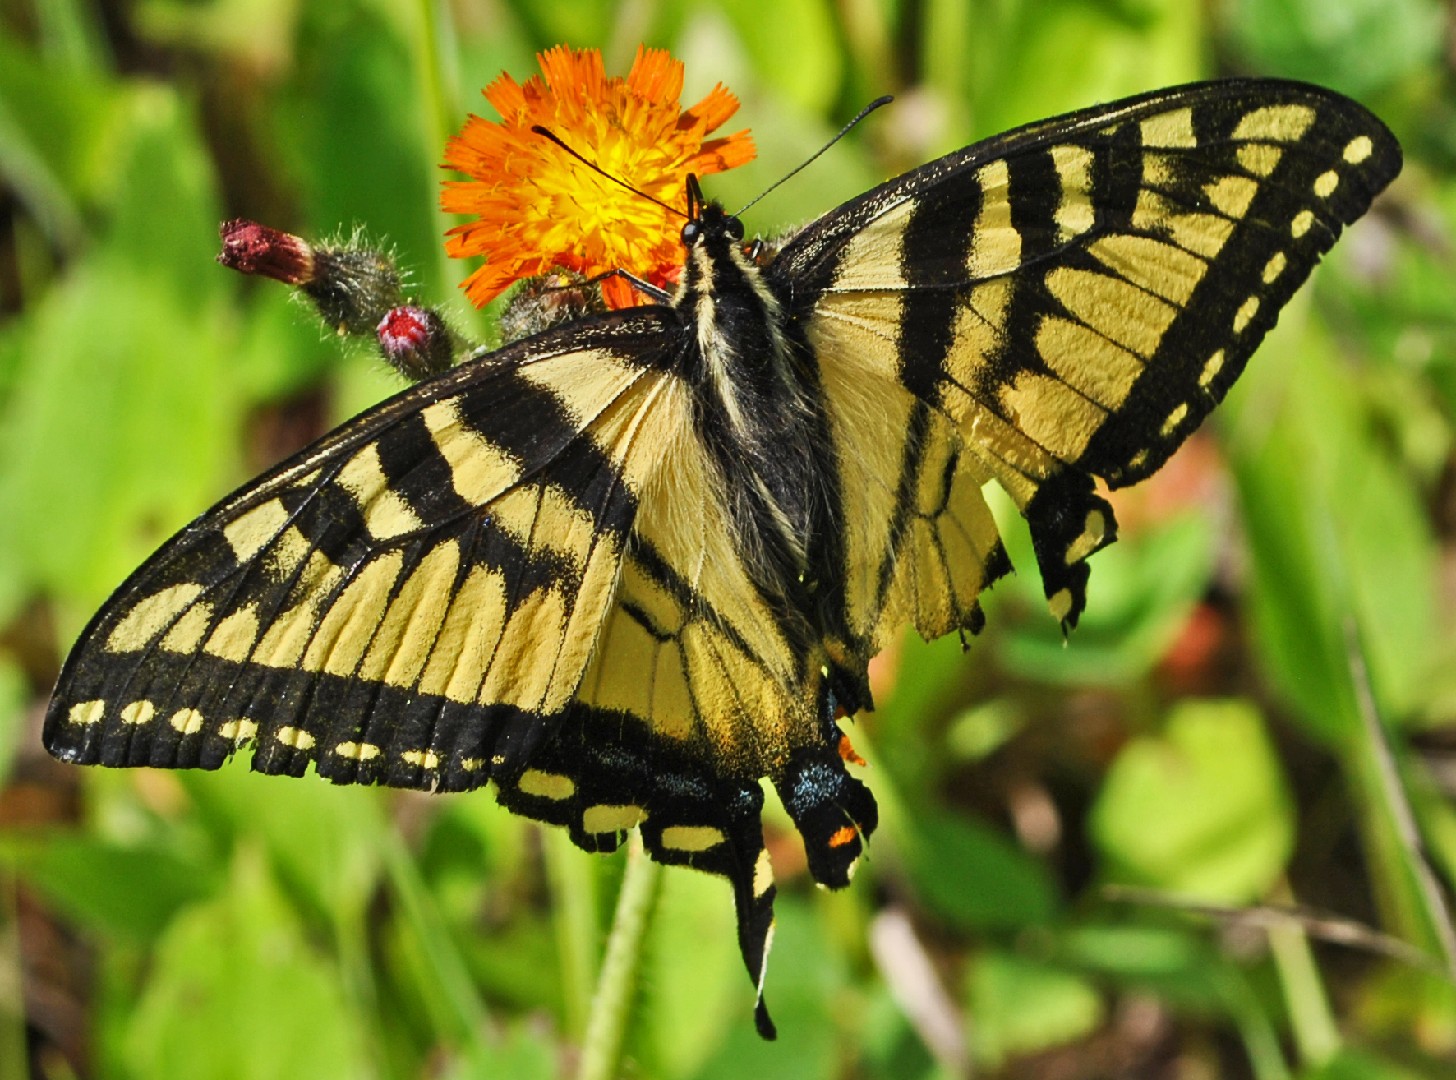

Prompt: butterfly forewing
[
  {"left": 43, "top": 312, "right": 682, "bottom": 788},
  {"left": 781, "top": 79, "right": 1400, "bottom": 639}
]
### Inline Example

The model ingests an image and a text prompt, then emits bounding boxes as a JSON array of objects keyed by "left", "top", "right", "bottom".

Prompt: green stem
[
  {"left": 545, "top": 826, "right": 600, "bottom": 1037},
  {"left": 1266, "top": 893, "right": 1340, "bottom": 1069},
  {"left": 576, "top": 833, "right": 661, "bottom": 1080}
]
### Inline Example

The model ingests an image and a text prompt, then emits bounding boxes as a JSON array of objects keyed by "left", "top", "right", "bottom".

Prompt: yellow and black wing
[
  {"left": 774, "top": 78, "right": 1401, "bottom": 659},
  {"left": 43, "top": 312, "right": 678, "bottom": 786},
  {"left": 41, "top": 305, "right": 812, "bottom": 1035}
]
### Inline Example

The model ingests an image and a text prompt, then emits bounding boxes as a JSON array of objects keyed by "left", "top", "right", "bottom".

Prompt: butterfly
[{"left": 43, "top": 78, "right": 1400, "bottom": 1038}]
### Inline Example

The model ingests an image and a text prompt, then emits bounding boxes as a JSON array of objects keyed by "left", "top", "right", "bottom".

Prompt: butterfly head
[{"left": 681, "top": 174, "right": 746, "bottom": 252}]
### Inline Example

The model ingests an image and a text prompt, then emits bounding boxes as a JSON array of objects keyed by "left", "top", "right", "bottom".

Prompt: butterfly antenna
[
  {"left": 733, "top": 95, "right": 894, "bottom": 218},
  {"left": 531, "top": 126, "right": 688, "bottom": 219}
]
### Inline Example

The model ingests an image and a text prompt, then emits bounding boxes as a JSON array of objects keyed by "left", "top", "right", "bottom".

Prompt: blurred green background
[{"left": 2, "top": 0, "right": 1455, "bottom": 1077}]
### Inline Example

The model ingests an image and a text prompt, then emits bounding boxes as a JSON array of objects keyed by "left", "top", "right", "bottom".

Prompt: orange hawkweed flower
[{"left": 442, "top": 45, "right": 755, "bottom": 310}]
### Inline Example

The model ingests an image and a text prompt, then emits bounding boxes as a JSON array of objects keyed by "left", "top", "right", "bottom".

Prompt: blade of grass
[
  {"left": 380, "top": 828, "right": 493, "bottom": 1054},
  {"left": 1346, "top": 618, "right": 1456, "bottom": 981}
]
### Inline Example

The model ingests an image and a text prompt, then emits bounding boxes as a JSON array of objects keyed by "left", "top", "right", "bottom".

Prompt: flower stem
[{"left": 576, "top": 832, "right": 661, "bottom": 1080}]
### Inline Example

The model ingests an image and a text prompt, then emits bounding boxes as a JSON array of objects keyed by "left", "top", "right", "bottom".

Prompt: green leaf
[
  {"left": 999, "top": 511, "right": 1216, "bottom": 686},
  {"left": 901, "top": 809, "right": 1058, "bottom": 930},
  {"left": 0, "top": 831, "right": 220, "bottom": 942},
  {"left": 967, "top": 949, "right": 1104, "bottom": 1067},
  {"left": 179, "top": 766, "right": 386, "bottom": 927},
  {"left": 1091, "top": 699, "right": 1294, "bottom": 901},
  {"left": 123, "top": 845, "right": 373, "bottom": 1080},
  {"left": 1227, "top": 0, "right": 1442, "bottom": 96},
  {"left": 688, "top": 897, "right": 843, "bottom": 1080},
  {"left": 1227, "top": 314, "right": 1438, "bottom": 740},
  {"left": 0, "top": 86, "right": 240, "bottom": 621},
  {"left": 0, "top": 659, "right": 25, "bottom": 784},
  {"left": 1298, "top": 1047, "right": 1431, "bottom": 1080},
  {"left": 638, "top": 861, "right": 741, "bottom": 1078}
]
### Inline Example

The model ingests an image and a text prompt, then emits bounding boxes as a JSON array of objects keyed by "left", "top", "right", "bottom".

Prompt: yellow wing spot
[
  {"left": 1051, "top": 144, "right": 1095, "bottom": 238},
  {"left": 218, "top": 719, "right": 258, "bottom": 743},
  {"left": 69, "top": 700, "right": 106, "bottom": 726},
  {"left": 1199, "top": 349, "right": 1227, "bottom": 389},
  {"left": 334, "top": 741, "right": 381, "bottom": 761},
  {"left": 420, "top": 399, "right": 521, "bottom": 505},
  {"left": 301, "top": 550, "right": 405, "bottom": 676},
  {"left": 1232, "top": 103, "right": 1315, "bottom": 142},
  {"left": 417, "top": 563, "right": 510, "bottom": 703},
  {"left": 478, "top": 586, "right": 569, "bottom": 711},
  {"left": 359, "top": 540, "right": 460, "bottom": 688},
  {"left": 107, "top": 583, "right": 205, "bottom": 653},
  {"left": 402, "top": 749, "right": 441, "bottom": 770},
  {"left": 460, "top": 757, "right": 486, "bottom": 772},
  {"left": 753, "top": 848, "right": 775, "bottom": 898},
  {"left": 336, "top": 443, "right": 425, "bottom": 540},
  {"left": 223, "top": 499, "right": 290, "bottom": 562},
  {"left": 1313, "top": 170, "right": 1339, "bottom": 198},
  {"left": 831, "top": 199, "right": 910, "bottom": 290},
  {"left": 120, "top": 700, "right": 156, "bottom": 725},
  {"left": 1065, "top": 509, "right": 1107, "bottom": 565},
  {"left": 203, "top": 605, "right": 261, "bottom": 662},
  {"left": 518, "top": 769, "right": 575, "bottom": 800},
  {"left": 276, "top": 726, "right": 315, "bottom": 751},
  {"left": 1128, "top": 449, "right": 1150, "bottom": 471},
  {"left": 1291, "top": 209, "right": 1315, "bottom": 238},
  {"left": 1139, "top": 107, "right": 1196, "bottom": 148},
  {"left": 1234, "top": 296, "right": 1260, "bottom": 335},
  {"left": 1236, "top": 143, "right": 1283, "bottom": 177},
  {"left": 265, "top": 526, "right": 315, "bottom": 579},
  {"left": 1204, "top": 175, "right": 1259, "bottom": 218},
  {"left": 1044, "top": 266, "right": 1177, "bottom": 359},
  {"left": 1087, "top": 233, "right": 1208, "bottom": 306},
  {"left": 660, "top": 825, "right": 725, "bottom": 853},
  {"left": 1000, "top": 370, "right": 1107, "bottom": 464},
  {"left": 518, "top": 348, "right": 643, "bottom": 428},
  {"left": 1262, "top": 252, "right": 1288, "bottom": 285},
  {"left": 1160, "top": 402, "right": 1190, "bottom": 438},
  {"left": 1344, "top": 135, "right": 1374, "bottom": 164},
  {"left": 1034, "top": 315, "right": 1144, "bottom": 411},
  {"left": 1048, "top": 588, "right": 1074, "bottom": 623},
  {"left": 169, "top": 708, "right": 205, "bottom": 735},
  {"left": 967, "top": 159, "right": 1020, "bottom": 277},
  {"left": 1131, "top": 188, "right": 1234, "bottom": 259},
  {"left": 582, "top": 804, "right": 647, "bottom": 833},
  {"left": 161, "top": 602, "right": 214, "bottom": 653}
]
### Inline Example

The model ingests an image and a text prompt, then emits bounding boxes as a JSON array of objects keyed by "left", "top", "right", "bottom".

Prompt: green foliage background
[{"left": 1, "top": 0, "right": 1455, "bottom": 1077}]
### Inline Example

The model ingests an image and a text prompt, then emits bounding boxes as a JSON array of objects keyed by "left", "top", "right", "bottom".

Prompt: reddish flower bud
[
  {"left": 217, "top": 219, "right": 315, "bottom": 285},
  {"left": 377, "top": 305, "right": 455, "bottom": 382}
]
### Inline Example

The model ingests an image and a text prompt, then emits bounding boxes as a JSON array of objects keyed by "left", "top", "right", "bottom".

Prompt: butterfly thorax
[{"left": 673, "top": 203, "right": 821, "bottom": 618}]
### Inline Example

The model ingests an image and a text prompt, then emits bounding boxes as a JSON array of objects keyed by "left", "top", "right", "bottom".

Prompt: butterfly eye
[
  {"left": 727, "top": 217, "right": 745, "bottom": 241},
  {"left": 681, "top": 220, "right": 700, "bottom": 245}
]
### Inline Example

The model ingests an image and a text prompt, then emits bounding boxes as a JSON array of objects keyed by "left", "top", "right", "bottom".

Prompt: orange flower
[{"left": 441, "top": 45, "right": 755, "bottom": 310}]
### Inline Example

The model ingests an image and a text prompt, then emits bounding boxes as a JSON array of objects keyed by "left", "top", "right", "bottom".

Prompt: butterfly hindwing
[{"left": 779, "top": 79, "right": 1400, "bottom": 644}]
